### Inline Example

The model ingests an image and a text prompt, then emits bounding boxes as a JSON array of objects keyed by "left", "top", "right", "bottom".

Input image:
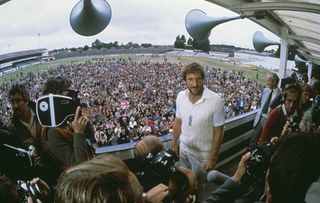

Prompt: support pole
[
  {"left": 307, "top": 62, "right": 313, "bottom": 85},
  {"left": 279, "top": 27, "right": 289, "bottom": 87}
]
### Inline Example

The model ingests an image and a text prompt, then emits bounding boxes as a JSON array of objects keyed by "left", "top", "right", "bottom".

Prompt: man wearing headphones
[{"left": 258, "top": 84, "right": 301, "bottom": 144}]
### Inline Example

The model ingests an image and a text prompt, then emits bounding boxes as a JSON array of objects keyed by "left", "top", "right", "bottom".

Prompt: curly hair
[
  {"left": 8, "top": 83, "right": 30, "bottom": 101},
  {"left": 182, "top": 62, "right": 205, "bottom": 81}
]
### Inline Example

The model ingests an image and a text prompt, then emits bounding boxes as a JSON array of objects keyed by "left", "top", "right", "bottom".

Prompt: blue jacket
[{"left": 202, "top": 178, "right": 263, "bottom": 203}]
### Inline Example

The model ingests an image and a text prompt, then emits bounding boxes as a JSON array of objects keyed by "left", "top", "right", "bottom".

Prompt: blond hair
[{"left": 55, "top": 155, "right": 142, "bottom": 203}]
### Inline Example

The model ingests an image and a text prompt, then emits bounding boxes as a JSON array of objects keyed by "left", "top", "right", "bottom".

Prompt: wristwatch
[{"left": 142, "top": 192, "right": 148, "bottom": 202}]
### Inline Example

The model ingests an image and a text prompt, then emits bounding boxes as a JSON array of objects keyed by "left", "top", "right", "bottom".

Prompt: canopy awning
[{"left": 205, "top": 0, "right": 320, "bottom": 65}]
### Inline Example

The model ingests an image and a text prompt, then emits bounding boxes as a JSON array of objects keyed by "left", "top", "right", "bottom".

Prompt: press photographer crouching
[
  {"left": 203, "top": 133, "right": 320, "bottom": 203},
  {"left": 55, "top": 154, "right": 170, "bottom": 203},
  {"left": 37, "top": 76, "right": 95, "bottom": 177},
  {"left": 134, "top": 136, "right": 196, "bottom": 203}
]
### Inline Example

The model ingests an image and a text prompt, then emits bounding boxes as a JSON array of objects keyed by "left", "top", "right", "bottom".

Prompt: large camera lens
[
  {"left": 244, "top": 142, "right": 275, "bottom": 185},
  {"left": 141, "top": 150, "right": 189, "bottom": 202}
]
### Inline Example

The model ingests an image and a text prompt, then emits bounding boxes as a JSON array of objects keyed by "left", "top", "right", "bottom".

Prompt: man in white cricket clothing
[{"left": 171, "top": 62, "right": 225, "bottom": 200}]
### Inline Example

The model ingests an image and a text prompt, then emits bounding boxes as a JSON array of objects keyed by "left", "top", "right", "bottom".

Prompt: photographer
[
  {"left": 281, "top": 84, "right": 316, "bottom": 136},
  {"left": 0, "top": 175, "right": 51, "bottom": 203},
  {"left": 7, "top": 83, "right": 42, "bottom": 151},
  {"left": 40, "top": 77, "right": 93, "bottom": 174},
  {"left": 134, "top": 136, "right": 196, "bottom": 203},
  {"left": 55, "top": 154, "right": 169, "bottom": 203},
  {"left": 6, "top": 83, "right": 50, "bottom": 180},
  {"left": 203, "top": 133, "right": 320, "bottom": 203},
  {"left": 0, "top": 125, "right": 56, "bottom": 187},
  {"left": 258, "top": 84, "right": 302, "bottom": 144}
]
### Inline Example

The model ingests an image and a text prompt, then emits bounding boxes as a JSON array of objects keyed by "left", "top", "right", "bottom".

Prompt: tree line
[
  {"left": 174, "top": 35, "right": 210, "bottom": 52},
  {"left": 52, "top": 36, "right": 313, "bottom": 78},
  {"left": 52, "top": 40, "right": 153, "bottom": 53},
  {"left": 173, "top": 34, "right": 320, "bottom": 78},
  {"left": 173, "top": 35, "right": 301, "bottom": 61}
]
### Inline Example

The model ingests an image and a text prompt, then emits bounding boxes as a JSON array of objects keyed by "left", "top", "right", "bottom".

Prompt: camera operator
[
  {"left": 281, "top": 84, "right": 317, "bottom": 136},
  {"left": 134, "top": 135, "right": 196, "bottom": 203},
  {"left": 0, "top": 175, "right": 51, "bottom": 203},
  {"left": 282, "top": 82, "right": 320, "bottom": 136},
  {"left": 39, "top": 77, "right": 93, "bottom": 175},
  {"left": 258, "top": 84, "right": 302, "bottom": 144},
  {"left": 203, "top": 133, "right": 320, "bottom": 203},
  {"left": 7, "top": 83, "right": 42, "bottom": 151},
  {"left": 2, "top": 84, "right": 54, "bottom": 184},
  {"left": 55, "top": 154, "right": 169, "bottom": 203}
]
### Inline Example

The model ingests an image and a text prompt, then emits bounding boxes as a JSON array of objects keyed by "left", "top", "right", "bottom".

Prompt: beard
[{"left": 188, "top": 86, "right": 204, "bottom": 96}]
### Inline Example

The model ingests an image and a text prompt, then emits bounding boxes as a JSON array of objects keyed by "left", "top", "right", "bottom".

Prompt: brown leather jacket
[{"left": 7, "top": 101, "right": 42, "bottom": 150}]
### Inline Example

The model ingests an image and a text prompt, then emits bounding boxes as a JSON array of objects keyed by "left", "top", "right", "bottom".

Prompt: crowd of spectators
[{"left": 0, "top": 57, "right": 263, "bottom": 146}]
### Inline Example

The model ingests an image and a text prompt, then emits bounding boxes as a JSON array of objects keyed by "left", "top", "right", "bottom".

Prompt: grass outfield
[{"left": 0, "top": 54, "right": 271, "bottom": 85}]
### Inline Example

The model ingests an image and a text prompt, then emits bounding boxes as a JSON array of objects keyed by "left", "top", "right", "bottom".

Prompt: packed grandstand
[{"left": 0, "top": 56, "right": 263, "bottom": 146}]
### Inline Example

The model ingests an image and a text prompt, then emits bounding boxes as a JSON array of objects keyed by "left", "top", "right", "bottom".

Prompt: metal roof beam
[
  {"left": 309, "top": 57, "right": 320, "bottom": 66},
  {"left": 298, "top": 50, "right": 320, "bottom": 65},
  {"left": 235, "top": 2, "right": 320, "bottom": 15},
  {"left": 311, "top": 59, "right": 320, "bottom": 65},
  {"left": 311, "top": 56, "right": 320, "bottom": 61},
  {"left": 288, "top": 34, "right": 320, "bottom": 46},
  {"left": 297, "top": 47, "right": 320, "bottom": 57}
]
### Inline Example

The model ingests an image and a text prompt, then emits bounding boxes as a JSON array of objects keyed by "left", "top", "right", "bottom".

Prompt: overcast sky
[{"left": 0, "top": 0, "right": 280, "bottom": 55}]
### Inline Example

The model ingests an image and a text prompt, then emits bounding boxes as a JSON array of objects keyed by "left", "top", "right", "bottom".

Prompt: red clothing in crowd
[{"left": 258, "top": 107, "right": 287, "bottom": 144}]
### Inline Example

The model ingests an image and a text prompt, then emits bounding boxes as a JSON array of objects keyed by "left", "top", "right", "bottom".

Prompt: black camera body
[
  {"left": 288, "top": 121, "right": 300, "bottom": 132},
  {"left": 142, "top": 150, "right": 189, "bottom": 202},
  {"left": 287, "top": 115, "right": 300, "bottom": 132},
  {"left": 36, "top": 91, "right": 81, "bottom": 127},
  {"left": 17, "top": 180, "right": 46, "bottom": 203},
  {"left": 244, "top": 141, "right": 275, "bottom": 185}
]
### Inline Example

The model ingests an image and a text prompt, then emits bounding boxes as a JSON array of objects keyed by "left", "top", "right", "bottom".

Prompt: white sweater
[{"left": 176, "top": 88, "right": 225, "bottom": 160}]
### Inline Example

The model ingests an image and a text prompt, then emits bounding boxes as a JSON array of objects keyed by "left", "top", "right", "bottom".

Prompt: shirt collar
[
  {"left": 282, "top": 103, "right": 298, "bottom": 118},
  {"left": 19, "top": 108, "right": 35, "bottom": 127},
  {"left": 185, "top": 86, "right": 211, "bottom": 103}
]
